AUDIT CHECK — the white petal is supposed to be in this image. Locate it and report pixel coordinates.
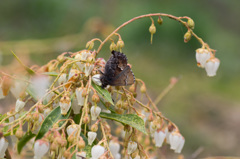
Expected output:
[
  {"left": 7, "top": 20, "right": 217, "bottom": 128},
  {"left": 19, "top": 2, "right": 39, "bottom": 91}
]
[
  {"left": 109, "top": 140, "right": 120, "bottom": 156},
  {"left": 67, "top": 124, "right": 79, "bottom": 136},
  {"left": 169, "top": 132, "right": 181, "bottom": 150},
  {"left": 88, "top": 132, "right": 97, "bottom": 145},
  {"left": 72, "top": 98, "right": 82, "bottom": 114},
  {"left": 0, "top": 137, "right": 9, "bottom": 158},
  {"left": 58, "top": 73, "right": 67, "bottom": 85},
  {"left": 34, "top": 139, "right": 49, "bottom": 158},
  {"left": 15, "top": 99, "right": 25, "bottom": 112},
  {"left": 31, "top": 75, "right": 50, "bottom": 100},
  {"left": 91, "top": 145, "right": 105, "bottom": 158},
  {"left": 154, "top": 130, "right": 166, "bottom": 147},
  {"left": 10, "top": 80, "right": 27, "bottom": 99},
  {"left": 205, "top": 58, "right": 220, "bottom": 77},
  {"left": 127, "top": 141, "right": 137, "bottom": 155},
  {"left": 90, "top": 106, "right": 101, "bottom": 121},
  {"left": 92, "top": 74, "right": 102, "bottom": 86},
  {"left": 76, "top": 88, "right": 85, "bottom": 106},
  {"left": 195, "top": 48, "right": 211, "bottom": 68},
  {"left": 84, "top": 64, "right": 94, "bottom": 77},
  {"left": 175, "top": 137, "right": 185, "bottom": 153}
]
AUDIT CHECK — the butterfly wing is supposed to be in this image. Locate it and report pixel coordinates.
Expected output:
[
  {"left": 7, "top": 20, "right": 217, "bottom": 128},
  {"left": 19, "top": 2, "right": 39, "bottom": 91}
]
[
  {"left": 109, "top": 65, "right": 135, "bottom": 86},
  {"left": 112, "top": 51, "right": 128, "bottom": 70}
]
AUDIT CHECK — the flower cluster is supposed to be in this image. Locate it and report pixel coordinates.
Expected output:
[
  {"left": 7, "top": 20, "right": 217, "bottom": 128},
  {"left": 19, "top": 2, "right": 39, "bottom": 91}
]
[{"left": 0, "top": 13, "right": 219, "bottom": 159}]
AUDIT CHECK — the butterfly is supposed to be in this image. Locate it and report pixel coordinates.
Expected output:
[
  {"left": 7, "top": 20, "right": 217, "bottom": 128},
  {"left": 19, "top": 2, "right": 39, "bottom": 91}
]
[{"left": 100, "top": 51, "right": 135, "bottom": 88}]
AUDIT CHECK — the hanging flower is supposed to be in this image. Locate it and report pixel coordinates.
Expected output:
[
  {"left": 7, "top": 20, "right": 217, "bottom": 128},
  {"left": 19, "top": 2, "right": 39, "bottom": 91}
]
[
  {"left": 127, "top": 141, "right": 137, "bottom": 155},
  {"left": 59, "top": 95, "right": 71, "bottom": 115},
  {"left": 44, "top": 91, "right": 55, "bottom": 104},
  {"left": 91, "top": 145, "right": 105, "bottom": 159},
  {"left": 141, "top": 109, "right": 150, "bottom": 123},
  {"left": 10, "top": 80, "right": 27, "bottom": 99},
  {"left": 15, "top": 99, "right": 25, "bottom": 112},
  {"left": 92, "top": 74, "right": 102, "bottom": 86},
  {"left": 109, "top": 140, "right": 120, "bottom": 158},
  {"left": 169, "top": 132, "right": 185, "bottom": 153},
  {"left": 88, "top": 131, "right": 97, "bottom": 145},
  {"left": 72, "top": 98, "right": 82, "bottom": 114},
  {"left": 0, "top": 137, "right": 9, "bottom": 158},
  {"left": 67, "top": 124, "right": 79, "bottom": 137},
  {"left": 76, "top": 87, "right": 85, "bottom": 106},
  {"left": 90, "top": 106, "right": 101, "bottom": 121},
  {"left": 31, "top": 75, "right": 50, "bottom": 100},
  {"left": 84, "top": 63, "right": 94, "bottom": 77},
  {"left": 154, "top": 130, "right": 166, "bottom": 147},
  {"left": 58, "top": 73, "right": 67, "bottom": 85},
  {"left": 195, "top": 48, "right": 211, "bottom": 68},
  {"left": 34, "top": 139, "right": 49, "bottom": 159},
  {"left": 205, "top": 57, "right": 220, "bottom": 77}
]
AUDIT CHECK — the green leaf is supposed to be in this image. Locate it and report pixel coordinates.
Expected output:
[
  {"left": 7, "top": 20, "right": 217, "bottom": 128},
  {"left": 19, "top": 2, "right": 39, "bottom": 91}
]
[
  {"left": 92, "top": 82, "right": 114, "bottom": 106},
  {"left": 26, "top": 86, "right": 38, "bottom": 101},
  {"left": 35, "top": 106, "right": 71, "bottom": 140},
  {"left": 17, "top": 131, "right": 36, "bottom": 154},
  {"left": 41, "top": 72, "right": 59, "bottom": 76},
  {"left": 100, "top": 112, "right": 147, "bottom": 134},
  {"left": 0, "top": 114, "right": 7, "bottom": 122}
]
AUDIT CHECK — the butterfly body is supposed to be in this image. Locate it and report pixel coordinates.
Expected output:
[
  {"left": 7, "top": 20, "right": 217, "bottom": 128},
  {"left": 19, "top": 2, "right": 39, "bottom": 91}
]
[{"left": 100, "top": 51, "right": 135, "bottom": 88}]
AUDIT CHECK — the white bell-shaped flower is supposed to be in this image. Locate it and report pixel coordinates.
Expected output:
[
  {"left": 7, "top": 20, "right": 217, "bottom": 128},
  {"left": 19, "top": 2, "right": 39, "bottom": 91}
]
[
  {"left": 76, "top": 87, "right": 85, "bottom": 106},
  {"left": 59, "top": 96, "right": 71, "bottom": 115},
  {"left": 43, "top": 108, "right": 51, "bottom": 117},
  {"left": 10, "top": 80, "right": 26, "bottom": 99},
  {"left": 205, "top": 57, "right": 220, "bottom": 77},
  {"left": 109, "top": 140, "right": 120, "bottom": 157},
  {"left": 169, "top": 132, "right": 184, "bottom": 152},
  {"left": 31, "top": 75, "right": 50, "bottom": 100},
  {"left": 88, "top": 131, "right": 97, "bottom": 145},
  {"left": 68, "top": 69, "right": 79, "bottom": 81},
  {"left": 81, "top": 50, "right": 92, "bottom": 61},
  {"left": 67, "top": 124, "right": 79, "bottom": 137},
  {"left": 115, "top": 153, "right": 121, "bottom": 159},
  {"left": 34, "top": 139, "right": 49, "bottom": 159},
  {"left": 141, "top": 110, "right": 150, "bottom": 123},
  {"left": 149, "top": 122, "right": 155, "bottom": 137},
  {"left": 174, "top": 137, "right": 185, "bottom": 153},
  {"left": 15, "top": 99, "right": 25, "bottom": 112},
  {"left": 84, "top": 63, "right": 94, "bottom": 77},
  {"left": 58, "top": 73, "right": 67, "bottom": 85},
  {"left": 76, "top": 151, "right": 86, "bottom": 159},
  {"left": 164, "top": 127, "right": 171, "bottom": 144},
  {"left": 90, "top": 106, "right": 101, "bottom": 121},
  {"left": 0, "top": 137, "right": 9, "bottom": 158},
  {"left": 45, "top": 91, "right": 55, "bottom": 103},
  {"left": 72, "top": 98, "right": 82, "bottom": 114},
  {"left": 195, "top": 48, "right": 211, "bottom": 68},
  {"left": 154, "top": 130, "right": 166, "bottom": 147},
  {"left": 127, "top": 141, "right": 137, "bottom": 155},
  {"left": 92, "top": 74, "right": 102, "bottom": 86},
  {"left": 91, "top": 145, "right": 105, "bottom": 159}
]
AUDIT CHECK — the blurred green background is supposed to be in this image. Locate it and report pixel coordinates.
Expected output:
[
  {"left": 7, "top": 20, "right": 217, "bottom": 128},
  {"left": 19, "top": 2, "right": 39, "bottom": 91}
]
[{"left": 0, "top": 0, "right": 240, "bottom": 158}]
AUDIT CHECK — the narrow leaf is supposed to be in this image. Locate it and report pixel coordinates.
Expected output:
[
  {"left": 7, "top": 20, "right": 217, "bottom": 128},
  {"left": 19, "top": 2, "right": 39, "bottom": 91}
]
[
  {"left": 41, "top": 72, "right": 59, "bottom": 76},
  {"left": 11, "top": 50, "right": 35, "bottom": 75},
  {"left": 35, "top": 106, "right": 71, "bottom": 140},
  {"left": 17, "top": 131, "right": 36, "bottom": 154},
  {"left": 100, "top": 112, "right": 147, "bottom": 134},
  {"left": 92, "top": 82, "right": 114, "bottom": 106}
]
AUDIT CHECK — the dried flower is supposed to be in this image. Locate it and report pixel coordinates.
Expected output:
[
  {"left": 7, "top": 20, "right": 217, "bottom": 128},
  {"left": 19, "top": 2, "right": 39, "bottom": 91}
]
[
  {"left": 88, "top": 131, "right": 97, "bottom": 145},
  {"left": 127, "top": 141, "right": 137, "bottom": 155},
  {"left": 91, "top": 145, "right": 105, "bottom": 159},
  {"left": 90, "top": 106, "right": 101, "bottom": 121},
  {"left": 34, "top": 139, "right": 49, "bottom": 159},
  {"left": 195, "top": 48, "right": 211, "bottom": 68},
  {"left": 0, "top": 137, "right": 9, "bottom": 158},
  {"left": 205, "top": 57, "right": 220, "bottom": 77}
]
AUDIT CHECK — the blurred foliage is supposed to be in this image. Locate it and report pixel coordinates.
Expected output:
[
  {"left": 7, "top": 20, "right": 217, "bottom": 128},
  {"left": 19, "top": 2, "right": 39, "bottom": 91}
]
[{"left": 0, "top": 0, "right": 240, "bottom": 158}]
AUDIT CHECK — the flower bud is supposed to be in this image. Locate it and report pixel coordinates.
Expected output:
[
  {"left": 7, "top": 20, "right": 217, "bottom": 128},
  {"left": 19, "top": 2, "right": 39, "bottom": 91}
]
[
  {"left": 15, "top": 128, "right": 24, "bottom": 139},
  {"left": 91, "top": 123, "right": 98, "bottom": 132},
  {"left": 33, "top": 112, "right": 40, "bottom": 121},
  {"left": 184, "top": 31, "right": 191, "bottom": 43},
  {"left": 63, "top": 150, "right": 71, "bottom": 158},
  {"left": 129, "top": 84, "right": 135, "bottom": 93},
  {"left": 87, "top": 55, "right": 95, "bottom": 64},
  {"left": 149, "top": 23, "right": 156, "bottom": 44},
  {"left": 83, "top": 115, "right": 90, "bottom": 124},
  {"left": 67, "top": 124, "right": 79, "bottom": 137},
  {"left": 78, "top": 138, "right": 86, "bottom": 149},
  {"left": 117, "top": 39, "right": 125, "bottom": 49},
  {"left": 92, "top": 93, "right": 100, "bottom": 103},
  {"left": 157, "top": 16, "right": 163, "bottom": 25},
  {"left": 86, "top": 40, "right": 94, "bottom": 50},
  {"left": 68, "top": 134, "right": 75, "bottom": 143},
  {"left": 110, "top": 41, "right": 117, "bottom": 51},
  {"left": 1, "top": 76, "right": 12, "bottom": 96},
  {"left": 140, "top": 84, "right": 146, "bottom": 93},
  {"left": 187, "top": 18, "right": 195, "bottom": 29}
]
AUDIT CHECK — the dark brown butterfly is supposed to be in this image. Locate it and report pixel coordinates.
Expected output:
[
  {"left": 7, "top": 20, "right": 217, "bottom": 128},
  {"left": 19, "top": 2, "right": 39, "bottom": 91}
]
[{"left": 100, "top": 51, "right": 135, "bottom": 88}]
